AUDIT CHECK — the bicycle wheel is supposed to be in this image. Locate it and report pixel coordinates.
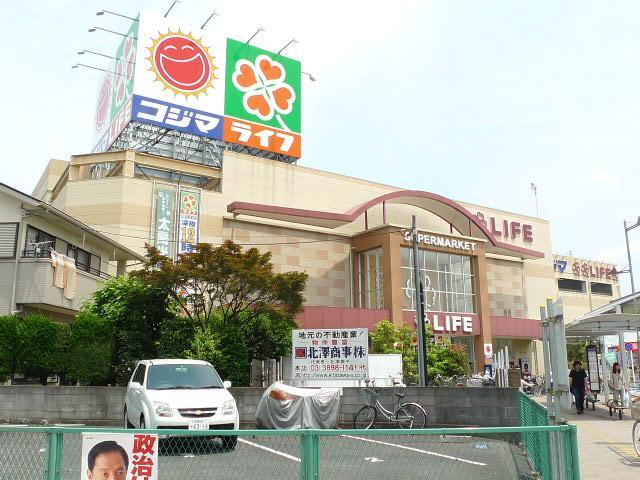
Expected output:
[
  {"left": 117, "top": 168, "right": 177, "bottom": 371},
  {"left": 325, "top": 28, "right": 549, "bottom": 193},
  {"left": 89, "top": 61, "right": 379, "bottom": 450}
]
[
  {"left": 633, "top": 421, "right": 640, "bottom": 457},
  {"left": 354, "top": 406, "right": 377, "bottom": 429},
  {"left": 396, "top": 403, "right": 427, "bottom": 429}
]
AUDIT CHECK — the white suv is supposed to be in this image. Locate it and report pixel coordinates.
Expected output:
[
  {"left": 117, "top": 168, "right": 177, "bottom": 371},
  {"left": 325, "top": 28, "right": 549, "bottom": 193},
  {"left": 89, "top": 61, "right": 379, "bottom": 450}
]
[{"left": 124, "top": 359, "right": 239, "bottom": 449}]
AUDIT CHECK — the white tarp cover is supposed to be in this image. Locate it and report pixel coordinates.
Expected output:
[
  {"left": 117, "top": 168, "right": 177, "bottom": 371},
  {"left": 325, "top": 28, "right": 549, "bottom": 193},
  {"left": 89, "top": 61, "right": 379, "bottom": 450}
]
[{"left": 255, "top": 382, "right": 341, "bottom": 429}]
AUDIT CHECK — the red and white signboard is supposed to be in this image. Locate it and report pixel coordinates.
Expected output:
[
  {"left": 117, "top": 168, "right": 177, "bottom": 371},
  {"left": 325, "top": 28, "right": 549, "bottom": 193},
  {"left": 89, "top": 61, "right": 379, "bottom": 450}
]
[{"left": 82, "top": 433, "right": 158, "bottom": 480}]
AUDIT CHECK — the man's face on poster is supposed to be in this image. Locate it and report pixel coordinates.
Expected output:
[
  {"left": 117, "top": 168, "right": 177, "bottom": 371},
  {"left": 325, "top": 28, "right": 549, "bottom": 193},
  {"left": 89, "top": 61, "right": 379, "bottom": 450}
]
[{"left": 87, "top": 450, "right": 127, "bottom": 480}]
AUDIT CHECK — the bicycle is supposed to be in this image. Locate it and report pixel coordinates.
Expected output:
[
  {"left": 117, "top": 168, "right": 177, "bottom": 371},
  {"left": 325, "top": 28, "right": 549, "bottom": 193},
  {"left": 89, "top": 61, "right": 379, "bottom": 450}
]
[
  {"left": 631, "top": 395, "right": 640, "bottom": 456},
  {"left": 353, "top": 387, "right": 427, "bottom": 429}
]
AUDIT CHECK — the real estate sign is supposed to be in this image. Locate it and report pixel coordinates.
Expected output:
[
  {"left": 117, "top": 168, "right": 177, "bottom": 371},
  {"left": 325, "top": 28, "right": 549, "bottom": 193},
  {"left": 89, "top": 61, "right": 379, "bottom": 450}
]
[{"left": 292, "top": 328, "right": 368, "bottom": 381}]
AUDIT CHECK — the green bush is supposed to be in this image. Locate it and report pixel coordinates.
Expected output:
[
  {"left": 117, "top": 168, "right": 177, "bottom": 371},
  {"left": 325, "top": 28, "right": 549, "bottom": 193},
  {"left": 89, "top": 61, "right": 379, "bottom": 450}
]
[
  {"left": 0, "top": 314, "right": 19, "bottom": 382},
  {"left": 156, "top": 316, "right": 196, "bottom": 359},
  {"left": 67, "top": 312, "right": 113, "bottom": 385},
  {"left": 189, "top": 315, "right": 251, "bottom": 385},
  {"left": 16, "top": 313, "right": 69, "bottom": 383}
]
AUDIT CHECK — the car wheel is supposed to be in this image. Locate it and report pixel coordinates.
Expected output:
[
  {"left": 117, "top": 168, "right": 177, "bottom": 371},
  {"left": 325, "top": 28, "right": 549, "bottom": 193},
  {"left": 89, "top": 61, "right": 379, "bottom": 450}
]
[
  {"left": 221, "top": 435, "right": 237, "bottom": 451},
  {"left": 123, "top": 408, "right": 134, "bottom": 429}
]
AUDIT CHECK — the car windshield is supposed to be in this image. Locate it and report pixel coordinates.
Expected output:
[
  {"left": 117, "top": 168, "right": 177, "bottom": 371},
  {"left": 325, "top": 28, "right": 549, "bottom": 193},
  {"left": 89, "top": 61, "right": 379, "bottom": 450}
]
[{"left": 146, "top": 364, "right": 224, "bottom": 390}]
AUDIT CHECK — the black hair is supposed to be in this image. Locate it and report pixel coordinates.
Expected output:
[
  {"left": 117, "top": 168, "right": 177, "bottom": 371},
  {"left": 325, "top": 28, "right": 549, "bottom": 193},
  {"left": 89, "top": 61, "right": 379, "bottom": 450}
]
[
  {"left": 613, "top": 362, "right": 621, "bottom": 373},
  {"left": 572, "top": 360, "right": 582, "bottom": 368},
  {"left": 87, "top": 441, "right": 129, "bottom": 471}
]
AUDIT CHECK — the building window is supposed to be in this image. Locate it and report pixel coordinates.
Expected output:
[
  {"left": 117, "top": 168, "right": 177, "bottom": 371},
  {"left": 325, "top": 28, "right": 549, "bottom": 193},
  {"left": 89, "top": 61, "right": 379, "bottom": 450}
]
[
  {"left": 401, "top": 247, "right": 475, "bottom": 313},
  {"left": 23, "top": 225, "right": 55, "bottom": 258},
  {"left": 67, "top": 244, "right": 102, "bottom": 276},
  {"left": 558, "top": 278, "right": 586, "bottom": 293},
  {"left": 357, "top": 248, "right": 384, "bottom": 309},
  {"left": 590, "top": 282, "right": 613, "bottom": 296}
]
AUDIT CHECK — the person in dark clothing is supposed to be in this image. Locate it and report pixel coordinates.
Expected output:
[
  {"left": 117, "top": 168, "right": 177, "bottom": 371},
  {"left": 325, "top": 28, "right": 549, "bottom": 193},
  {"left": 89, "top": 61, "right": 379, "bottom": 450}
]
[{"left": 569, "top": 360, "right": 588, "bottom": 414}]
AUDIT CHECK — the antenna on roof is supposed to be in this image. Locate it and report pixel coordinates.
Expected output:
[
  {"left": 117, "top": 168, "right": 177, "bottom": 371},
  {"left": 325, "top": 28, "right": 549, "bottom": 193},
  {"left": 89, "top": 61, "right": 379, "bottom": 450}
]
[
  {"left": 164, "top": 0, "right": 180, "bottom": 18},
  {"left": 200, "top": 9, "right": 220, "bottom": 30},
  {"left": 246, "top": 27, "right": 265, "bottom": 44},
  {"left": 277, "top": 38, "right": 297, "bottom": 55}
]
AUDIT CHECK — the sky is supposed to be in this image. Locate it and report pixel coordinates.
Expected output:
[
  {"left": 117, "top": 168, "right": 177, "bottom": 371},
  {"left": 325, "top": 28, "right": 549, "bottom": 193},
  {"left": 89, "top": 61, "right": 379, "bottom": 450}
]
[{"left": 1, "top": 1, "right": 640, "bottom": 292}]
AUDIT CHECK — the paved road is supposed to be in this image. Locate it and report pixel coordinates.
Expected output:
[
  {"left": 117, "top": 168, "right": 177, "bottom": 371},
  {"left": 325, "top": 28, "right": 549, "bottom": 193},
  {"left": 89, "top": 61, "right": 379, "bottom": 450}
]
[
  {"left": 1, "top": 429, "right": 537, "bottom": 479},
  {"left": 537, "top": 398, "right": 640, "bottom": 479}
]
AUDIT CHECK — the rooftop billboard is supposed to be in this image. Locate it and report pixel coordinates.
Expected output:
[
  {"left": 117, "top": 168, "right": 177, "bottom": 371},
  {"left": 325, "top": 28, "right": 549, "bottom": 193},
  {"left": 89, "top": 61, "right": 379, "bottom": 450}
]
[{"left": 92, "top": 12, "right": 302, "bottom": 158}]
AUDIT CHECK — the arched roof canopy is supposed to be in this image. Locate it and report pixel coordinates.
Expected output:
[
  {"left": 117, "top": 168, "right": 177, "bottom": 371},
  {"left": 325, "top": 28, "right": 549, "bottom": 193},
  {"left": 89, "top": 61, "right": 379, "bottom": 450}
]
[{"left": 227, "top": 189, "right": 544, "bottom": 259}]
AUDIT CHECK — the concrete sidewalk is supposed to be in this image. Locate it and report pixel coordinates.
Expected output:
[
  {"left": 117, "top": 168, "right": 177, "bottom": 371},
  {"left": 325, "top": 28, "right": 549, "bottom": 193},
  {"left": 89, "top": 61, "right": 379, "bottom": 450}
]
[{"left": 539, "top": 398, "right": 640, "bottom": 478}]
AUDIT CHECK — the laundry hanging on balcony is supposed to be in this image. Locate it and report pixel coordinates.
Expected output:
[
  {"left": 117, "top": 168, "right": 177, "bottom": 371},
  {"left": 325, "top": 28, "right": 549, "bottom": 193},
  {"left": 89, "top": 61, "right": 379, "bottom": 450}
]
[{"left": 50, "top": 250, "right": 77, "bottom": 300}]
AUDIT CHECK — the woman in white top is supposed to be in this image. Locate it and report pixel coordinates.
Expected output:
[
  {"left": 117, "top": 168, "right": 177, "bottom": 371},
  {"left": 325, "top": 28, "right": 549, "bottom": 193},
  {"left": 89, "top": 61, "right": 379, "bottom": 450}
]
[{"left": 608, "top": 362, "right": 626, "bottom": 404}]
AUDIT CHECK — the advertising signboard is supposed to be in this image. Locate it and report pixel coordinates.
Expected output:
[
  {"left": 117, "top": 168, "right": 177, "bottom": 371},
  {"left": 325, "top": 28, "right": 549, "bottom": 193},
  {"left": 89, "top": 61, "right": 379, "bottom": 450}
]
[
  {"left": 92, "top": 18, "right": 138, "bottom": 152},
  {"left": 154, "top": 185, "right": 176, "bottom": 258},
  {"left": 81, "top": 432, "right": 158, "bottom": 480},
  {"left": 586, "top": 344, "right": 601, "bottom": 392},
  {"left": 177, "top": 189, "right": 201, "bottom": 254},
  {"left": 92, "top": 12, "right": 302, "bottom": 158},
  {"left": 292, "top": 328, "right": 368, "bottom": 381}
]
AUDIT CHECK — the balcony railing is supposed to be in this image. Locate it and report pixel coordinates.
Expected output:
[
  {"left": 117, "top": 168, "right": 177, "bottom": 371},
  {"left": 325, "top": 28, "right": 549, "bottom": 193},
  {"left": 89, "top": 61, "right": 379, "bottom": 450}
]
[{"left": 20, "top": 249, "right": 110, "bottom": 279}]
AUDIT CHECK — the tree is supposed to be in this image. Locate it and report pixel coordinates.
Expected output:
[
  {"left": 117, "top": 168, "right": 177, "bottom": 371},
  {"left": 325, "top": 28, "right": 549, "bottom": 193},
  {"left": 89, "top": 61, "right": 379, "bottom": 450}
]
[
  {"left": 133, "top": 241, "right": 308, "bottom": 328},
  {"left": 0, "top": 314, "right": 19, "bottom": 382},
  {"left": 67, "top": 312, "right": 113, "bottom": 385},
  {"left": 16, "top": 313, "right": 69, "bottom": 384},
  {"left": 85, "top": 275, "right": 174, "bottom": 385}
]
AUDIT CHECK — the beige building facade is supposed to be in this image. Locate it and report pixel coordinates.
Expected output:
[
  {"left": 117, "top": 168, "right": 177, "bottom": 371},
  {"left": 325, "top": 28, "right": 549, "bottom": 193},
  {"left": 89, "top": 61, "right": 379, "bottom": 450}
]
[{"left": 32, "top": 149, "right": 619, "bottom": 371}]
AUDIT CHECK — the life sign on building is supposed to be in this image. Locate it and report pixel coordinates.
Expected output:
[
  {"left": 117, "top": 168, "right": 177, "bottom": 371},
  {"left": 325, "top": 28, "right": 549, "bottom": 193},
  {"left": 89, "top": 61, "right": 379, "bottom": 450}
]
[
  {"left": 92, "top": 12, "right": 302, "bottom": 158},
  {"left": 553, "top": 256, "right": 618, "bottom": 281},
  {"left": 292, "top": 328, "right": 368, "bottom": 380},
  {"left": 476, "top": 212, "right": 533, "bottom": 243}
]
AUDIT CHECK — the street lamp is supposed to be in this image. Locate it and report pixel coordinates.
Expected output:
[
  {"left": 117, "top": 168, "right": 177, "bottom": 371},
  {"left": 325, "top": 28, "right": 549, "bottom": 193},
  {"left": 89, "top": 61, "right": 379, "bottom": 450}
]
[
  {"left": 78, "top": 49, "right": 135, "bottom": 65},
  {"left": 96, "top": 10, "right": 138, "bottom": 21},
  {"left": 88, "top": 26, "right": 137, "bottom": 40},
  {"left": 72, "top": 63, "right": 123, "bottom": 76}
]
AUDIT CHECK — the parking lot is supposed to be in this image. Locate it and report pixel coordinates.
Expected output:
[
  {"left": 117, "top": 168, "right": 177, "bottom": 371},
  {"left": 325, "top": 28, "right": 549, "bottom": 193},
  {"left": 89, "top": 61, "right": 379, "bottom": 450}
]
[{"left": 2, "top": 429, "right": 536, "bottom": 479}]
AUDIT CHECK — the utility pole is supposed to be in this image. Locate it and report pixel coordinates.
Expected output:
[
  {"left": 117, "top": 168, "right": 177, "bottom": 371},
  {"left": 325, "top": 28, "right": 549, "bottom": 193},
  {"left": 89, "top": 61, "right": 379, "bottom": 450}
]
[
  {"left": 624, "top": 218, "right": 640, "bottom": 375},
  {"left": 411, "top": 215, "right": 428, "bottom": 386}
]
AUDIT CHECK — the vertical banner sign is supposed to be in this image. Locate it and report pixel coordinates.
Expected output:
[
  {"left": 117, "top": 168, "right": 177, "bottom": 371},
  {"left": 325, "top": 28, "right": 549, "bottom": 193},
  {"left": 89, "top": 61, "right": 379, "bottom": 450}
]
[
  {"left": 292, "top": 328, "right": 368, "bottom": 380},
  {"left": 178, "top": 189, "right": 201, "bottom": 254},
  {"left": 81, "top": 433, "right": 158, "bottom": 480},
  {"left": 586, "top": 344, "right": 601, "bottom": 393},
  {"left": 154, "top": 186, "right": 175, "bottom": 257}
]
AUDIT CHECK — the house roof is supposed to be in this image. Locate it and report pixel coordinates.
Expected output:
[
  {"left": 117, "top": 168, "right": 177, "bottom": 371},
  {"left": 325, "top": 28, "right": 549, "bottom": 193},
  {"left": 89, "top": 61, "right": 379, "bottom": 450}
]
[{"left": 0, "top": 182, "right": 144, "bottom": 262}]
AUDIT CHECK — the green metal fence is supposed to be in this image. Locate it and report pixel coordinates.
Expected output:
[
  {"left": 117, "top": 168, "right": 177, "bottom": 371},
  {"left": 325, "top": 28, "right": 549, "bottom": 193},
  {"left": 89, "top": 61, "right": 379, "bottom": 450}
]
[
  {"left": 520, "top": 392, "right": 580, "bottom": 480},
  {"left": 0, "top": 423, "right": 579, "bottom": 480}
]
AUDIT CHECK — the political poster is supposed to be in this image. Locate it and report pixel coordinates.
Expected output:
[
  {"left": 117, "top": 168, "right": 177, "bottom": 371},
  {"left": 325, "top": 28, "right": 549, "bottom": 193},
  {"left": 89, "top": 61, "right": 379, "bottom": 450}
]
[{"left": 81, "top": 433, "right": 158, "bottom": 480}]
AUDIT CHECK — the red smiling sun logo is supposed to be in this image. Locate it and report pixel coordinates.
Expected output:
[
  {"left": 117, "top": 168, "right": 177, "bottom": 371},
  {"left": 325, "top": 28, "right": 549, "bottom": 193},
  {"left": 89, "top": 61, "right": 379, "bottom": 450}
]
[{"left": 148, "top": 31, "right": 216, "bottom": 96}]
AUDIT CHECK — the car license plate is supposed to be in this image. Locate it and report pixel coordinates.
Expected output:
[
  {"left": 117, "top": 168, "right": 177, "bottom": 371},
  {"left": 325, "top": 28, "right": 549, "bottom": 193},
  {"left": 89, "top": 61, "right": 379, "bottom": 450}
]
[{"left": 188, "top": 418, "right": 209, "bottom": 430}]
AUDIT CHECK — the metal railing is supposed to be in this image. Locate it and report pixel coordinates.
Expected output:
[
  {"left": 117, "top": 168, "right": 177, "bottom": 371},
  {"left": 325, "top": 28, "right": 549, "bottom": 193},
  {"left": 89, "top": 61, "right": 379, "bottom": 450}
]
[
  {"left": 0, "top": 423, "right": 579, "bottom": 480},
  {"left": 520, "top": 392, "right": 580, "bottom": 480}
]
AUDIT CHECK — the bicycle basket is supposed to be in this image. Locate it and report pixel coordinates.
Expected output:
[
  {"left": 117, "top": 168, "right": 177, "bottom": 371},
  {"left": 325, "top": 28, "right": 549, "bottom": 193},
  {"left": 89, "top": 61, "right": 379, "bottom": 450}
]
[
  {"left": 361, "top": 388, "right": 378, "bottom": 407},
  {"left": 631, "top": 399, "right": 640, "bottom": 421}
]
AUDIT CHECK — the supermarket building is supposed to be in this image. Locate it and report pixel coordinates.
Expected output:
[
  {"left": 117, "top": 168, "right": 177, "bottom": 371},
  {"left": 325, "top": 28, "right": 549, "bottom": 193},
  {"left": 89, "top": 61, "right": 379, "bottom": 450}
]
[
  {"left": 31, "top": 149, "right": 619, "bottom": 371},
  {"left": 29, "top": 11, "right": 620, "bottom": 372}
]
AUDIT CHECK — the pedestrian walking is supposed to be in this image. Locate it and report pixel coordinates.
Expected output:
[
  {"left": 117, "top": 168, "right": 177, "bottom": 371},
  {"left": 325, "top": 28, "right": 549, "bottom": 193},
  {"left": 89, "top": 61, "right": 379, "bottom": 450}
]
[
  {"left": 569, "top": 360, "right": 587, "bottom": 414},
  {"left": 608, "top": 362, "right": 626, "bottom": 405}
]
